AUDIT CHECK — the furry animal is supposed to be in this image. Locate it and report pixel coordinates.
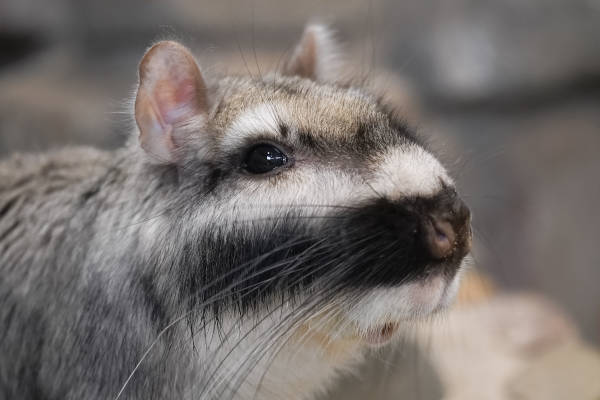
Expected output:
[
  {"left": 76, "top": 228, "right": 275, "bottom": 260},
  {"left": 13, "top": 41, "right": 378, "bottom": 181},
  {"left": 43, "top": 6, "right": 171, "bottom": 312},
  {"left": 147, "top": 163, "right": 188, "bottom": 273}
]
[{"left": 0, "top": 24, "right": 471, "bottom": 400}]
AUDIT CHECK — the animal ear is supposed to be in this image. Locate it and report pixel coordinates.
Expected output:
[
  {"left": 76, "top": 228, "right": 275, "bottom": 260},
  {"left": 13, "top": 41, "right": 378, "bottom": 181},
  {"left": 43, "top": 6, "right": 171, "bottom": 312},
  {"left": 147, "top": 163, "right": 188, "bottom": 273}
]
[
  {"left": 281, "top": 24, "right": 342, "bottom": 82},
  {"left": 134, "top": 41, "right": 209, "bottom": 163}
]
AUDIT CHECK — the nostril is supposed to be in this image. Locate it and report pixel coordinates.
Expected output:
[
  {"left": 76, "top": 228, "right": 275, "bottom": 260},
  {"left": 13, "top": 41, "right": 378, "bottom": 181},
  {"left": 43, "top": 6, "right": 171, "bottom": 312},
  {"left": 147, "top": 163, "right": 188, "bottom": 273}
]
[{"left": 424, "top": 216, "right": 456, "bottom": 260}]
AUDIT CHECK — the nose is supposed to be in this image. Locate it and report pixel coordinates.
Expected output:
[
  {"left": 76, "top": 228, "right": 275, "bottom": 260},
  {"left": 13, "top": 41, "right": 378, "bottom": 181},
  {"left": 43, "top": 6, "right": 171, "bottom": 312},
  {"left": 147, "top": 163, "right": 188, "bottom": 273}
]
[{"left": 422, "top": 195, "right": 472, "bottom": 261}]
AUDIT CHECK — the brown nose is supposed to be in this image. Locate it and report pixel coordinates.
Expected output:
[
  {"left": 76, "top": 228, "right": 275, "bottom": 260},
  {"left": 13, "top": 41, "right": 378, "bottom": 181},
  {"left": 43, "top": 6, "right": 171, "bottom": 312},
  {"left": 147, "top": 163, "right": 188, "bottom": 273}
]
[{"left": 422, "top": 197, "right": 471, "bottom": 260}]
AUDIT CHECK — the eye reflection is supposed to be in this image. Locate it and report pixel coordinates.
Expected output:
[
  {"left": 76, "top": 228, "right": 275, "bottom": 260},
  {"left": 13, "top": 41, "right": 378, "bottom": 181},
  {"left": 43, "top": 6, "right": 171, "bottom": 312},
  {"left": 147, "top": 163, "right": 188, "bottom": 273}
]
[{"left": 242, "top": 144, "right": 288, "bottom": 174}]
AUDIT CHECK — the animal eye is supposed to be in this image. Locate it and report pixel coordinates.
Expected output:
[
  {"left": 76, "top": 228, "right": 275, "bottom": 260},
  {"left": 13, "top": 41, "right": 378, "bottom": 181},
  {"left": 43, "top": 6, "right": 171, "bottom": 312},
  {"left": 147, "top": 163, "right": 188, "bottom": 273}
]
[{"left": 242, "top": 144, "right": 289, "bottom": 174}]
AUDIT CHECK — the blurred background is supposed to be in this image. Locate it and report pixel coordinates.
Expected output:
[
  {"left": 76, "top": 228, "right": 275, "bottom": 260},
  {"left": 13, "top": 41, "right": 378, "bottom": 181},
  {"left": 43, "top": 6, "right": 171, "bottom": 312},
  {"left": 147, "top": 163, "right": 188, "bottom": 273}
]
[{"left": 1, "top": 0, "right": 599, "bottom": 398}]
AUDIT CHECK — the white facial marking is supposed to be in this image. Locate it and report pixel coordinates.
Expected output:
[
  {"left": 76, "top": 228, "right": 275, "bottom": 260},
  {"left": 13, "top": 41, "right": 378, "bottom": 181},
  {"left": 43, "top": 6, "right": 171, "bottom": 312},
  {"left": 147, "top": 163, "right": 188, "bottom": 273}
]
[
  {"left": 196, "top": 167, "right": 369, "bottom": 234},
  {"left": 223, "top": 103, "right": 286, "bottom": 149},
  {"left": 373, "top": 144, "right": 452, "bottom": 198}
]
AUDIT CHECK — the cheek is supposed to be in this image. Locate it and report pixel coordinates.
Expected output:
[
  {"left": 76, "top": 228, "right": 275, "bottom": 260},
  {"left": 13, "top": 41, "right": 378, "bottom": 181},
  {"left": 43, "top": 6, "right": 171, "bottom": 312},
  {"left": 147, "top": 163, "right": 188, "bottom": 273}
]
[{"left": 225, "top": 169, "right": 367, "bottom": 219}]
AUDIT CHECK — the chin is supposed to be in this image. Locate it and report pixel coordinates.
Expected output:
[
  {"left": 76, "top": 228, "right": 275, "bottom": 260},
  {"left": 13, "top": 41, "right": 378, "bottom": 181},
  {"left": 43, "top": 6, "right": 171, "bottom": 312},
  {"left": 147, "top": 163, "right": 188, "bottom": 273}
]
[{"left": 343, "top": 263, "right": 468, "bottom": 346}]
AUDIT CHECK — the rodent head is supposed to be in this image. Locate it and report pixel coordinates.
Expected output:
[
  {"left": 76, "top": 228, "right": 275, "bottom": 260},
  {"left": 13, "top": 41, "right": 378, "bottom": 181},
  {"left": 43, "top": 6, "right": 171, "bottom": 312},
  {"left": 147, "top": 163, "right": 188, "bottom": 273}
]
[{"left": 133, "top": 24, "right": 472, "bottom": 345}]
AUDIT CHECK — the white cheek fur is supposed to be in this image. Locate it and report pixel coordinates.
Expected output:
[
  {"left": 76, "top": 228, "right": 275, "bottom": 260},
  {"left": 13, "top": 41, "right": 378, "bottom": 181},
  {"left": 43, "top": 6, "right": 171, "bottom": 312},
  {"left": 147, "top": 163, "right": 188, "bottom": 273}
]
[{"left": 190, "top": 167, "right": 370, "bottom": 234}]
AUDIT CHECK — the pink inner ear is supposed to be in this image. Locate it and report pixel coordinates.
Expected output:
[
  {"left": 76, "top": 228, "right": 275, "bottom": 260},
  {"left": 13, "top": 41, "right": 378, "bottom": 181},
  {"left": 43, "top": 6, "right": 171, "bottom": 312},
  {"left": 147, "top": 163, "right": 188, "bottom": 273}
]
[
  {"left": 135, "top": 41, "right": 209, "bottom": 162},
  {"left": 154, "top": 76, "right": 200, "bottom": 126}
]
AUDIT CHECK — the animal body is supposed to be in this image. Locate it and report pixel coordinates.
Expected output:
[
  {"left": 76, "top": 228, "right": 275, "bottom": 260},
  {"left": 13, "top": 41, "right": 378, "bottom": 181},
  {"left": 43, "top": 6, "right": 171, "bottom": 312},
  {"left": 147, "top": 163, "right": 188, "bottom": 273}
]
[{"left": 0, "top": 24, "right": 471, "bottom": 400}]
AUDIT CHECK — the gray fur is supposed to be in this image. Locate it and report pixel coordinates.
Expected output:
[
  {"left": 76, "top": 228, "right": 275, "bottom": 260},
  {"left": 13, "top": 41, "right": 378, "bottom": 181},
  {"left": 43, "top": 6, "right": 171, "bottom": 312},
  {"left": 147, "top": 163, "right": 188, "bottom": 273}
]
[{"left": 1, "top": 147, "right": 190, "bottom": 399}]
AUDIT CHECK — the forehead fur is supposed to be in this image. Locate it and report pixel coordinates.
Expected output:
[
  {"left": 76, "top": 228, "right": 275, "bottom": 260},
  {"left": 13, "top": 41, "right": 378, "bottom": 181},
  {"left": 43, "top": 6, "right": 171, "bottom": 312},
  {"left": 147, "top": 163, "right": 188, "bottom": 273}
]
[{"left": 210, "top": 75, "right": 414, "bottom": 153}]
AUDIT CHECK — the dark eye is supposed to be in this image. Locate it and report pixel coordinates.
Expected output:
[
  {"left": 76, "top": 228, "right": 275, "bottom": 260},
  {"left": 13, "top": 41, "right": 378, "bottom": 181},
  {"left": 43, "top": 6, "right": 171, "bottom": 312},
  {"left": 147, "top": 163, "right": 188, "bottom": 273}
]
[{"left": 242, "top": 144, "right": 289, "bottom": 174}]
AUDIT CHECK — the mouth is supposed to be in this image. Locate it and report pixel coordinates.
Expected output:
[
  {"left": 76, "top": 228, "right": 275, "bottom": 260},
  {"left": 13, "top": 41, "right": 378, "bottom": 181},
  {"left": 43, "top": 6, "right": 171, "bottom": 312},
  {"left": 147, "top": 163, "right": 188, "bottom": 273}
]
[
  {"left": 293, "top": 259, "right": 466, "bottom": 349},
  {"left": 293, "top": 257, "right": 469, "bottom": 351},
  {"left": 346, "top": 268, "right": 466, "bottom": 346}
]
